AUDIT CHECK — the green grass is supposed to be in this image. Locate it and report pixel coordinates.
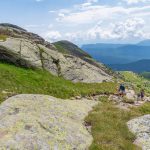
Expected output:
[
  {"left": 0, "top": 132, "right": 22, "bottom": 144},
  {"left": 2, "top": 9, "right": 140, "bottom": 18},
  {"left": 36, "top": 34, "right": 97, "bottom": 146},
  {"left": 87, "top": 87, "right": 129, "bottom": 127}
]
[
  {"left": 131, "top": 102, "right": 150, "bottom": 116},
  {"left": 53, "top": 41, "right": 92, "bottom": 58},
  {"left": 140, "top": 72, "right": 150, "bottom": 80},
  {"left": 0, "top": 34, "right": 8, "bottom": 41},
  {"left": 53, "top": 43, "right": 67, "bottom": 54},
  {"left": 0, "top": 62, "right": 117, "bottom": 104},
  {"left": 121, "top": 71, "right": 150, "bottom": 96},
  {"left": 85, "top": 97, "right": 140, "bottom": 150},
  {"left": 86, "top": 96, "right": 150, "bottom": 150}
]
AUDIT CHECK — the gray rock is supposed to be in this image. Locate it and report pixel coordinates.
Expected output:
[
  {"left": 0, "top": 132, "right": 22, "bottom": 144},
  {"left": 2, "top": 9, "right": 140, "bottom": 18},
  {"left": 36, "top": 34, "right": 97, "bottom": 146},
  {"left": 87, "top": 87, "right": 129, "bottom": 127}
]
[
  {"left": 127, "top": 115, "right": 150, "bottom": 150},
  {"left": 0, "top": 24, "right": 112, "bottom": 83},
  {"left": 0, "top": 94, "right": 98, "bottom": 150},
  {"left": 126, "top": 89, "right": 137, "bottom": 100}
]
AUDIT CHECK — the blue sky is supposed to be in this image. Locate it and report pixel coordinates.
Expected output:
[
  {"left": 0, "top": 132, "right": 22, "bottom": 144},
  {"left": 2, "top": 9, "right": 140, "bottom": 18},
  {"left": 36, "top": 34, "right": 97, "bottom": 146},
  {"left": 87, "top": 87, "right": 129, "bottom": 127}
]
[{"left": 0, "top": 0, "right": 150, "bottom": 45}]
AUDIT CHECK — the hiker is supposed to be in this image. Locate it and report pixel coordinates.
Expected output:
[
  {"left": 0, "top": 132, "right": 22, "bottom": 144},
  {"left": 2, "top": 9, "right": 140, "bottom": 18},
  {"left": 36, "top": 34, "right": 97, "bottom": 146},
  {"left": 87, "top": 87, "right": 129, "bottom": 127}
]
[
  {"left": 139, "top": 89, "right": 145, "bottom": 101},
  {"left": 118, "top": 84, "right": 126, "bottom": 97}
]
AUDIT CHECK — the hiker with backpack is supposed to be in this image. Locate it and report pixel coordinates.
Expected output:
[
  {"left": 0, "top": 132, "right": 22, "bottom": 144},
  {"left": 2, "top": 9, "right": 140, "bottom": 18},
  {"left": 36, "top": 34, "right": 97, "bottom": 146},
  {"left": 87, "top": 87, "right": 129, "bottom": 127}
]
[
  {"left": 137, "top": 89, "right": 145, "bottom": 101},
  {"left": 118, "top": 84, "right": 126, "bottom": 97}
]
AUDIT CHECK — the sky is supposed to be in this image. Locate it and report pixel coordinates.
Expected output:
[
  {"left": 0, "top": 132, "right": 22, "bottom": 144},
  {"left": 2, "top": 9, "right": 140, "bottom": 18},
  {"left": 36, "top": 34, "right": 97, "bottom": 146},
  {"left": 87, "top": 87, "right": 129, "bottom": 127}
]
[{"left": 0, "top": 0, "right": 150, "bottom": 45}]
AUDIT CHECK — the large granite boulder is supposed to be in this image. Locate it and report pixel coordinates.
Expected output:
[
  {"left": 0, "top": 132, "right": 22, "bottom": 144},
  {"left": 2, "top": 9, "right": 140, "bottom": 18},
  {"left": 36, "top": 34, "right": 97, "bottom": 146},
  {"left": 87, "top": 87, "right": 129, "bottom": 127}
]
[
  {"left": 0, "top": 23, "right": 112, "bottom": 83},
  {"left": 0, "top": 94, "right": 97, "bottom": 150},
  {"left": 126, "top": 89, "right": 136, "bottom": 100},
  {"left": 127, "top": 115, "right": 150, "bottom": 150}
]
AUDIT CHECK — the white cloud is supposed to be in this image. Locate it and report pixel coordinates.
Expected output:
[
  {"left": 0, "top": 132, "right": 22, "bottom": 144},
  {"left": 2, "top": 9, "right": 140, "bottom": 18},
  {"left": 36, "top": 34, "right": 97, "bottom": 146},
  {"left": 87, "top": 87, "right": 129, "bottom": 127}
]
[
  {"left": 59, "top": 18, "right": 149, "bottom": 41},
  {"left": 122, "top": 0, "right": 150, "bottom": 4},
  {"left": 86, "top": 18, "right": 149, "bottom": 40},
  {"left": 56, "top": 3, "right": 150, "bottom": 25},
  {"left": 56, "top": 5, "right": 126, "bottom": 24},
  {"left": 45, "top": 1, "right": 150, "bottom": 43},
  {"left": 44, "top": 31, "right": 62, "bottom": 42},
  {"left": 112, "top": 18, "right": 146, "bottom": 39},
  {"left": 41, "top": 16, "right": 150, "bottom": 43},
  {"left": 49, "top": 10, "right": 56, "bottom": 13}
]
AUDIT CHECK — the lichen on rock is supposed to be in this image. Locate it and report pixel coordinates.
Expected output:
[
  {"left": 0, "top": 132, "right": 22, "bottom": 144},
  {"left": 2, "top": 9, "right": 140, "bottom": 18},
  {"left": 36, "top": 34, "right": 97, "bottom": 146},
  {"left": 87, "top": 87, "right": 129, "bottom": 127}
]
[
  {"left": 127, "top": 115, "right": 150, "bottom": 150},
  {"left": 0, "top": 94, "right": 97, "bottom": 150}
]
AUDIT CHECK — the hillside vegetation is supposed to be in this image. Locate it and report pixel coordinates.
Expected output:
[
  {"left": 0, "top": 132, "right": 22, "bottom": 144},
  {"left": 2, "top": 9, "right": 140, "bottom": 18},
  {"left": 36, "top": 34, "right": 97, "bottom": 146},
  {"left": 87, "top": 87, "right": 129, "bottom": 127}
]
[
  {"left": 121, "top": 71, "right": 150, "bottom": 95},
  {"left": 54, "top": 40, "right": 92, "bottom": 58},
  {"left": 140, "top": 72, "right": 150, "bottom": 79},
  {"left": 0, "top": 62, "right": 117, "bottom": 104}
]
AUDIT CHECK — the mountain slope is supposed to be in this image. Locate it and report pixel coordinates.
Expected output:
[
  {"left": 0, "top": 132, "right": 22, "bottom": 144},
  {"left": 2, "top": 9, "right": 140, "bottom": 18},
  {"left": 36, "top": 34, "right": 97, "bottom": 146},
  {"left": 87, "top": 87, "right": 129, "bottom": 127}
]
[
  {"left": 53, "top": 40, "right": 92, "bottom": 58},
  {"left": 140, "top": 72, "right": 150, "bottom": 79},
  {"left": 82, "top": 43, "right": 150, "bottom": 64},
  {"left": 0, "top": 23, "right": 112, "bottom": 83},
  {"left": 109, "top": 59, "right": 150, "bottom": 73},
  {"left": 138, "top": 39, "right": 150, "bottom": 46},
  {"left": 53, "top": 40, "right": 115, "bottom": 76}
]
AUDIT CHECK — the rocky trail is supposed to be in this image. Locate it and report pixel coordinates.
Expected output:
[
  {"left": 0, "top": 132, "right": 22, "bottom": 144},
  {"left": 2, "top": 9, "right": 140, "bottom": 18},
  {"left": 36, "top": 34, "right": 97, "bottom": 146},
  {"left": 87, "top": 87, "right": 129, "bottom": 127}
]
[
  {"left": 109, "top": 90, "right": 150, "bottom": 150},
  {"left": 0, "top": 89, "right": 150, "bottom": 149},
  {"left": 109, "top": 89, "right": 150, "bottom": 109}
]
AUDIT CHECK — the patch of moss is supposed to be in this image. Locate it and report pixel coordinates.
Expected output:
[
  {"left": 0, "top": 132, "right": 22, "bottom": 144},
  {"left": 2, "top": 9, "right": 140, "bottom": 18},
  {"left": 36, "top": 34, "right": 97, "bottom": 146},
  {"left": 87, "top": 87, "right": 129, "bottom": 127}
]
[
  {"left": 0, "top": 34, "right": 8, "bottom": 41},
  {"left": 53, "top": 41, "right": 92, "bottom": 58},
  {"left": 54, "top": 43, "right": 68, "bottom": 54}
]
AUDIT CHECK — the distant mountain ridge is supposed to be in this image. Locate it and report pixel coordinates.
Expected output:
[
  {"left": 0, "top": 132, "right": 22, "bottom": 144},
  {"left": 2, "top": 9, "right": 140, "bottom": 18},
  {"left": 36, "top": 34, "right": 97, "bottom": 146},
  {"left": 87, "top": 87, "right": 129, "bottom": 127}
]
[
  {"left": 82, "top": 40, "right": 150, "bottom": 64},
  {"left": 109, "top": 59, "right": 150, "bottom": 73},
  {"left": 138, "top": 39, "right": 150, "bottom": 46}
]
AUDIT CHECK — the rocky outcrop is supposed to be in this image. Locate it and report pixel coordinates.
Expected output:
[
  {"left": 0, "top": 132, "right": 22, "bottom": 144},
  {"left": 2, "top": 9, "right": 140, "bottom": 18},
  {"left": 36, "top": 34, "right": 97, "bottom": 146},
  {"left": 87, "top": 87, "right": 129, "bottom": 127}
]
[
  {"left": 0, "top": 23, "right": 112, "bottom": 83},
  {"left": 127, "top": 115, "right": 150, "bottom": 150},
  {"left": 53, "top": 40, "right": 116, "bottom": 77},
  {"left": 126, "top": 89, "right": 136, "bottom": 100},
  {"left": 109, "top": 89, "right": 137, "bottom": 103},
  {"left": 0, "top": 23, "right": 47, "bottom": 45},
  {"left": 0, "top": 94, "right": 97, "bottom": 149}
]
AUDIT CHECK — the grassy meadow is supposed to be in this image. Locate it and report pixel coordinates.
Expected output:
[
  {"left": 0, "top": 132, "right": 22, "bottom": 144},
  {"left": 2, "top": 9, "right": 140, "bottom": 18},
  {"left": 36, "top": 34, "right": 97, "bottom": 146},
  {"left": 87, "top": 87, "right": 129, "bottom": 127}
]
[{"left": 0, "top": 62, "right": 117, "bottom": 104}]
